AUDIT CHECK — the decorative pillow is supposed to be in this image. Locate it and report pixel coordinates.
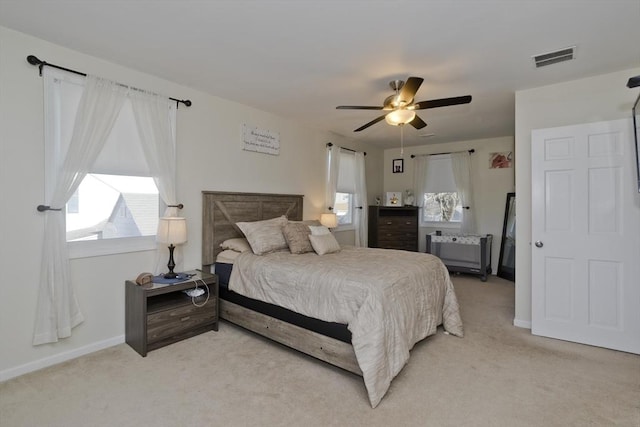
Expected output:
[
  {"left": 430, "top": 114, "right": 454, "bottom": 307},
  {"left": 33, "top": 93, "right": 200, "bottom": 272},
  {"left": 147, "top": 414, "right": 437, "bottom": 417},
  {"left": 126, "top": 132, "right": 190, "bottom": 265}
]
[
  {"left": 308, "top": 225, "right": 331, "bottom": 236},
  {"left": 236, "top": 215, "right": 288, "bottom": 255},
  {"left": 283, "top": 222, "right": 314, "bottom": 254},
  {"left": 309, "top": 233, "right": 341, "bottom": 255},
  {"left": 216, "top": 249, "right": 241, "bottom": 264},
  {"left": 220, "top": 238, "right": 252, "bottom": 253},
  {"left": 289, "top": 219, "right": 322, "bottom": 227}
]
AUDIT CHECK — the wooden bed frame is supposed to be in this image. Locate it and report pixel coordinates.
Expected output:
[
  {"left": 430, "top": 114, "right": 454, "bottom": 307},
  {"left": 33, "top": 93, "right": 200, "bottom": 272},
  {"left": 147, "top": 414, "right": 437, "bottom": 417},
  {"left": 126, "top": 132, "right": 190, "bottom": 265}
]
[{"left": 201, "top": 191, "right": 362, "bottom": 375}]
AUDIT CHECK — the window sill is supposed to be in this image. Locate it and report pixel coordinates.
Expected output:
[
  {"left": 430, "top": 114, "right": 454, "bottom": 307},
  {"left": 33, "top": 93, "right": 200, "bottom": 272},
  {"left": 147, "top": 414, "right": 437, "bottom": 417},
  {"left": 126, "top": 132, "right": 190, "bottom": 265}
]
[{"left": 68, "top": 236, "right": 157, "bottom": 259}]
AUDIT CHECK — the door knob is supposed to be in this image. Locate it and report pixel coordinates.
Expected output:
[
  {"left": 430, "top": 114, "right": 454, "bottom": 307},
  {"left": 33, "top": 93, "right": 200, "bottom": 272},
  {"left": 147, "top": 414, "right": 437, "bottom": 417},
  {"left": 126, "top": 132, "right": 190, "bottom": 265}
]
[{"left": 535, "top": 241, "right": 544, "bottom": 248}]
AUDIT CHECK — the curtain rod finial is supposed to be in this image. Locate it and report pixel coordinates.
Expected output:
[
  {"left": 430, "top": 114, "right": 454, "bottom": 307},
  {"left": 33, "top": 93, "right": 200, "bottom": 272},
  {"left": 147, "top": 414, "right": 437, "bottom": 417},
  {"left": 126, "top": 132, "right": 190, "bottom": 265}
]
[{"left": 27, "top": 55, "right": 43, "bottom": 66}]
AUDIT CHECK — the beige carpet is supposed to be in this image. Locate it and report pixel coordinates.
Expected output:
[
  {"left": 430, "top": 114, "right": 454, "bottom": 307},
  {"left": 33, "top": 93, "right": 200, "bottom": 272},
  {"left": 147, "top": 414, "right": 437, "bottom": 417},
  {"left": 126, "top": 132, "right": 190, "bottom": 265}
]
[{"left": 1, "top": 275, "right": 638, "bottom": 427}]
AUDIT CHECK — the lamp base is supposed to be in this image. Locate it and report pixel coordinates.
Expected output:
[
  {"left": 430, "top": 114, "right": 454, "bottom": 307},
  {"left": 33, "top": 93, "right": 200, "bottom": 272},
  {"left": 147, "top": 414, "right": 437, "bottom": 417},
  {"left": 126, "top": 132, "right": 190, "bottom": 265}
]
[{"left": 164, "top": 244, "right": 177, "bottom": 279}]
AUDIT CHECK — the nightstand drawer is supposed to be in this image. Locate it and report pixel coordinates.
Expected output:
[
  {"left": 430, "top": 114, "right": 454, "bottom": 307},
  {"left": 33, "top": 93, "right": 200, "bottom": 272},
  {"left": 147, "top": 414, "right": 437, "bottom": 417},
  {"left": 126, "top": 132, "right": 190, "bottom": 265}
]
[{"left": 147, "top": 300, "right": 216, "bottom": 344}]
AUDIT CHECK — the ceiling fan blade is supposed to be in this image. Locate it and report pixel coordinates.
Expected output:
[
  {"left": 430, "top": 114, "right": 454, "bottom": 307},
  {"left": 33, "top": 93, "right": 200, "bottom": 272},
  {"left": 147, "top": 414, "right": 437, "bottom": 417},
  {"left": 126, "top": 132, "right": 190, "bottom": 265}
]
[
  {"left": 409, "top": 115, "right": 427, "bottom": 129},
  {"left": 336, "top": 105, "right": 384, "bottom": 110},
  {"left": 354, "top": 114, "right": 387, "bottom": 132},
  {"left": 413, "top": 95, "right": 472, "bottom": 110},
  {"left": 398, "top": 77, "right": 424, "bottom": 104}
]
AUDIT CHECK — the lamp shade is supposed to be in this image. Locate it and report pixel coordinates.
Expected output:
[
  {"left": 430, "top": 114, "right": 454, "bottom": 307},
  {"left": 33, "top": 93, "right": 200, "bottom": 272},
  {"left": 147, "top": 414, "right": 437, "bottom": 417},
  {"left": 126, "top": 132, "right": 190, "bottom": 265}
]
[
  {"left": 320, "top": 213, "right": 338, "bottom": 228},
  {"left": 156, "top": 217, "right": 187, "bottom": 245},
  {"left": 385, "top": 109, "right": 416, "bottom": 126}
]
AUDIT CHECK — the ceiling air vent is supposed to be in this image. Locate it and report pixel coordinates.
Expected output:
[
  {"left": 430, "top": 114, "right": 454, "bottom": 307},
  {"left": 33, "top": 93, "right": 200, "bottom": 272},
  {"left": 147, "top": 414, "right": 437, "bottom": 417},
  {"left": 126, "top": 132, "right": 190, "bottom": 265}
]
[{"left": 533, "top": 46, "right": 576, "bottom": 68}]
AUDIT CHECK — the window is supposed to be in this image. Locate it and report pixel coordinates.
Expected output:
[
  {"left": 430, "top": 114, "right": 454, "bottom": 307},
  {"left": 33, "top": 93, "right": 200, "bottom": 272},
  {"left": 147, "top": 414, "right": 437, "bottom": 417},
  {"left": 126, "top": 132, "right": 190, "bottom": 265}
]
[
  {"left": 334, "top": 150, "right": 357, "bottom": 228},
  {"left": 67, "top": 189, "right": 79, "bottom": 214},
  {"left": 66, "top": 174, "right": 159, "bottom": 242},
  {"left": 334, "top": 192, "right": 353, "bottom": 226},
  {"left": 423, "top": 192, "right": 462, "bottom": 222},
  {"left": 44, "top": 69, "right": 173, "bottom": 258},
  {"left": 420, "top": 155, "right": 462, "bottom": 224}
]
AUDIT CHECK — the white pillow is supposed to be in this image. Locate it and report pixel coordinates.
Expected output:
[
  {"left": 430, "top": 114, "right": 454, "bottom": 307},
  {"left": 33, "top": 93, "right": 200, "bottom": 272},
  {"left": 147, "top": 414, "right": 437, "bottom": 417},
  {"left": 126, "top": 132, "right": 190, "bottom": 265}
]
[
  {"left": 216, "top": 249, "right": 241, "bottom": 264},
  {"left": 309, "top": 233, "right": 341, "bottom": 255},
  {"left": 220, "top": 238, "right": 251, "bottom": 253},
  {"left": 236, "top": 215, "right": 288, "bottom": 255},
  {"left": 308, "top": 225, "right": 331, "bottom": 236}
]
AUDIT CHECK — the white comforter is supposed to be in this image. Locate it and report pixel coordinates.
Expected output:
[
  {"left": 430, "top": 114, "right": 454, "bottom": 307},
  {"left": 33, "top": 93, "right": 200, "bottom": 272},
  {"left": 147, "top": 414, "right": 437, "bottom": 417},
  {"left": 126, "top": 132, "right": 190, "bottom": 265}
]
[{"left": 228, "top": 246, "right": 463, "bottom": 407}]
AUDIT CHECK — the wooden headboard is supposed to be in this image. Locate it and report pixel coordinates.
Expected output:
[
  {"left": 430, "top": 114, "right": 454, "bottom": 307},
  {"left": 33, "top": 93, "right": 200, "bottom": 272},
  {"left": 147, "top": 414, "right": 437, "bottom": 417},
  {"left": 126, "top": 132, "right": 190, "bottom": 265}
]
[{"left": 201, "top": 191, "right": 303, "bottom": 271}]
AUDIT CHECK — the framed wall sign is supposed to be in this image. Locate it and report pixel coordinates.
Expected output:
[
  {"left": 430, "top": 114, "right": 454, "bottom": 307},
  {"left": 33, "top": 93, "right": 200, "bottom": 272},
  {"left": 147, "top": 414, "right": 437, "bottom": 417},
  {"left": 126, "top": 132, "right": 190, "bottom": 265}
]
[
  {"left": 392, "top": 158, "right": 404, "bottom": 173},
  {"left": 242, "top": 124, "right": 280, "bottom": 156}
]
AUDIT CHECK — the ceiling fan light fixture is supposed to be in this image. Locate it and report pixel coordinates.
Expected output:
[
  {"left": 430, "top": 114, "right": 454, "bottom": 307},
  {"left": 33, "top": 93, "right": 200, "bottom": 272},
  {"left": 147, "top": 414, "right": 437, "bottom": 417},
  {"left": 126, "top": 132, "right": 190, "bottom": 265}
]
[{"left": 385, "top": 109, "right": 416, "bottom": 126}]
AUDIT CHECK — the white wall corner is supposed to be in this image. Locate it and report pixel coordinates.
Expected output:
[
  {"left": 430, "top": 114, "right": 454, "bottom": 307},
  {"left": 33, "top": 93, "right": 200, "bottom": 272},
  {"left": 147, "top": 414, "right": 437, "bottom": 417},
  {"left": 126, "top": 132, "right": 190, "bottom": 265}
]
[{"left": 513, "top": 318, "right": 532, "bottom": 329}]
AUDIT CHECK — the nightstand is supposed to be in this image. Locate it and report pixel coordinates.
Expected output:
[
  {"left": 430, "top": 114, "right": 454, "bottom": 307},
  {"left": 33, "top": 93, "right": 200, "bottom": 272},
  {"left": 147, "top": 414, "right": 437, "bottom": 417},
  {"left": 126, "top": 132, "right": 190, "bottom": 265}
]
[{"left": 125, "top": 270, "right": 218, "bottom": 356}]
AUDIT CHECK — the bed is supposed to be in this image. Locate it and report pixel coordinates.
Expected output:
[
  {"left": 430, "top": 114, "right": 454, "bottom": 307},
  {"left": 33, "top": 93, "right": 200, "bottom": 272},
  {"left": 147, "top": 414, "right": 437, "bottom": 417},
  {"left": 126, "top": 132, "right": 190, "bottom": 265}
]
[{"left": 201, "top": 191, "right": 463, "bottom": 407}]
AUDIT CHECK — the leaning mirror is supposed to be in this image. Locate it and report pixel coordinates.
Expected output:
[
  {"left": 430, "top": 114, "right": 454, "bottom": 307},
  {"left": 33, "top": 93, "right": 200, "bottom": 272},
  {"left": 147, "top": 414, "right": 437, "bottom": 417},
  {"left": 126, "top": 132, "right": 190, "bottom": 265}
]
[{"left": 497, "top": 192, "right": 515, "bottom": 281}]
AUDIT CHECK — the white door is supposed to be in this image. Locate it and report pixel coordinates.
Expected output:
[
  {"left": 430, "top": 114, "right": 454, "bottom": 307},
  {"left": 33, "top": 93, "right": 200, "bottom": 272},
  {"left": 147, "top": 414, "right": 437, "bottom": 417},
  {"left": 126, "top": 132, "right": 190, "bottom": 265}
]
[{"left": 532, "top": 119, "right": 640, "bottom": 354}]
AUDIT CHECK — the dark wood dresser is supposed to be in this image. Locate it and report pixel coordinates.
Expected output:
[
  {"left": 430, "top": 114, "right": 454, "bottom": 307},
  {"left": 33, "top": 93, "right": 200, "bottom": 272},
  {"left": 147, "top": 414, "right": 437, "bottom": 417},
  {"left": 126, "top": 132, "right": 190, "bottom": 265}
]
[{"left": 368, "top": 205, "right": 419, "bottom": 251}]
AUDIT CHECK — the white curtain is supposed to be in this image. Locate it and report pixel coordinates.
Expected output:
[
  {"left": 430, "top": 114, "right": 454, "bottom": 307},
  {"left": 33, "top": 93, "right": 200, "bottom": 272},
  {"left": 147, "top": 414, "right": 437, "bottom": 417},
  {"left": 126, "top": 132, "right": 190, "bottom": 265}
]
[
  {"left": 451, "top": 151, "right": 476, "bottom": 234},
  {"left": 130, "top": 90, "right": 180, "bottom": 274},
  {"left": 34, "top": 76, "right": 128, "bottom": 345},
  {"left": 325, "top": 144, "right": 340, "bottom": 211},
  {"left": 354, "top": 152, "right": 368, "bottom": 247},
  {"left": 412, "top": 155, "right": 429, "bottom": 208}
]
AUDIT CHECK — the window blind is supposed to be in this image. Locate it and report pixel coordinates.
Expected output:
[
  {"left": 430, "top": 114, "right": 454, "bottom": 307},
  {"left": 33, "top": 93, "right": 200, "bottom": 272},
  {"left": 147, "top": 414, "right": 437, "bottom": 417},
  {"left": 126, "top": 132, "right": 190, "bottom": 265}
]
[{"left": 424, "top": 154, "right": 457, "bottom": 193}]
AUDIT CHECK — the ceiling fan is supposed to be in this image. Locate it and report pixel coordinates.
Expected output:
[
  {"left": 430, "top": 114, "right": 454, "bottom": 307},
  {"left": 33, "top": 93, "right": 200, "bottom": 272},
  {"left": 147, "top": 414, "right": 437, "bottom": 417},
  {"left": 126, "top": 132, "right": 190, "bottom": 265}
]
[{"left": 336, "top": 77, "right": 472, "bottom": 132}]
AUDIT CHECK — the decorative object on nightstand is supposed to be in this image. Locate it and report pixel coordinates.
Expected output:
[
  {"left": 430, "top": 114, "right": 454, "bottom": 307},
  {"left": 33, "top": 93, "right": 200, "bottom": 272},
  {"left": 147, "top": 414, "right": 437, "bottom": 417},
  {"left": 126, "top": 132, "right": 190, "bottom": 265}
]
[
  {"left": 320, "top": 213, "right": 338, "bottom": 229},
  {"left": 125, "top": 270, "right": 218, "bottom": 357},
  {"left": 156, "top": 217, "right": 187, "bottom": 279}
]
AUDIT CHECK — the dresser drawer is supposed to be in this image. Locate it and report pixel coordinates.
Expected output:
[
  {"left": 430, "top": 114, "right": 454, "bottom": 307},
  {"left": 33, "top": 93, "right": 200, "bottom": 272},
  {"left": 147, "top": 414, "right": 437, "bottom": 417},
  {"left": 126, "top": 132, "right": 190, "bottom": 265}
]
[
  {"left": 378, "top": 223, "right": 416, "bottom": 234},
  {"left": 378, "top": 238, "right": 417, "bottom": 249},
  {"left": 378, "top": 216, "right": 416, "bottom": 227},
  {"left": 147, "top": 300, "right": 216, "bottom": 344}
]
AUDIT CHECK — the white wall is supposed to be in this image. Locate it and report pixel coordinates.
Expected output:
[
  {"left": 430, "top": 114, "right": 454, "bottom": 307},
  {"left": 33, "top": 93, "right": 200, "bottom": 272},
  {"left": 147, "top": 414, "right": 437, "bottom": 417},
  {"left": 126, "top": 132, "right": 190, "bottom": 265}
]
[
  {"left": 0, "top": 26, "right": 383, "bottom": 379},
  {"left": 514, "top": 67, "right": 640, "bottom": 328},
  {"left": 382, "top": 136, "right": 515, "bottom": 274}
]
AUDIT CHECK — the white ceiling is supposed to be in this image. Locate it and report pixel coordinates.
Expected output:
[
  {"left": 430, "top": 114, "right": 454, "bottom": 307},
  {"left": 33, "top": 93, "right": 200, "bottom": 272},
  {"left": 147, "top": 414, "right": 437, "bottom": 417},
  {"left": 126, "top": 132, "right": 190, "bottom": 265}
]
[{"left": 1, "top": 0, "right": 639, "bottom": 149}]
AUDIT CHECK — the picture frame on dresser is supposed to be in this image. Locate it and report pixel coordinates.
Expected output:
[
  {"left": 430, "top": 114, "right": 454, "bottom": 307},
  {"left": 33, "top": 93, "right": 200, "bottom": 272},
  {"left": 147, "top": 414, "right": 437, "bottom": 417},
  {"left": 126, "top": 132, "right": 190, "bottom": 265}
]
[{"left": 385, "top": 191, "right": 402, "bottom": 206}]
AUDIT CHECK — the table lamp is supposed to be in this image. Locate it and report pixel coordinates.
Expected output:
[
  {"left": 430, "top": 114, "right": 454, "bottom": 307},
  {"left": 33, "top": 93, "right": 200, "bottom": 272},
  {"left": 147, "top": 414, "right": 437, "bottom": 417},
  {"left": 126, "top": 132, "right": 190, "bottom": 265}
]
[
  {"left": 156, "top": 217, "right": 187, "bottom": 279},
  {"left": 320, "top": 213, "right": 338, "bottom": 229}
]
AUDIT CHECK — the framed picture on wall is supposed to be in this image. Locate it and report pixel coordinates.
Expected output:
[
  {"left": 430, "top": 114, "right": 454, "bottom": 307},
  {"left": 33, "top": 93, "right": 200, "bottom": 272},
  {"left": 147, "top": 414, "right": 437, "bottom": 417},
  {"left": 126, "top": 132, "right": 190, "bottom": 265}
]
[{"left": 392, "top": 158, "right": 404, "bottom": 173}]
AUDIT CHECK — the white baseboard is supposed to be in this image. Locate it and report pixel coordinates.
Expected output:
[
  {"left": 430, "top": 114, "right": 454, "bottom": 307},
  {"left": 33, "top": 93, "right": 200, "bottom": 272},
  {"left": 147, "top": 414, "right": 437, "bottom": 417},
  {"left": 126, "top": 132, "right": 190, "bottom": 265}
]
[
  {"left": 0, "top": 335, "right": 124, "bottom": 382},
  {"left": 513, "top": 318, "right": 532, "bottom": 329}
]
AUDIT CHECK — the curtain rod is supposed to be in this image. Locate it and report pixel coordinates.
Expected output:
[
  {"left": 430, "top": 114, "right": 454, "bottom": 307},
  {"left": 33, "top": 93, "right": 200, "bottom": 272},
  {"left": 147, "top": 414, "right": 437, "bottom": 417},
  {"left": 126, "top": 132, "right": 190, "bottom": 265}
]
[
  {"left": 27, "top": 55, "right": 192, "bottom": 108},
  {"left": 326, "top": 142, "right": 366, "bottom": 156},
  {"left": 410, "top": 149, "right": 474, "bottom": 158}
]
